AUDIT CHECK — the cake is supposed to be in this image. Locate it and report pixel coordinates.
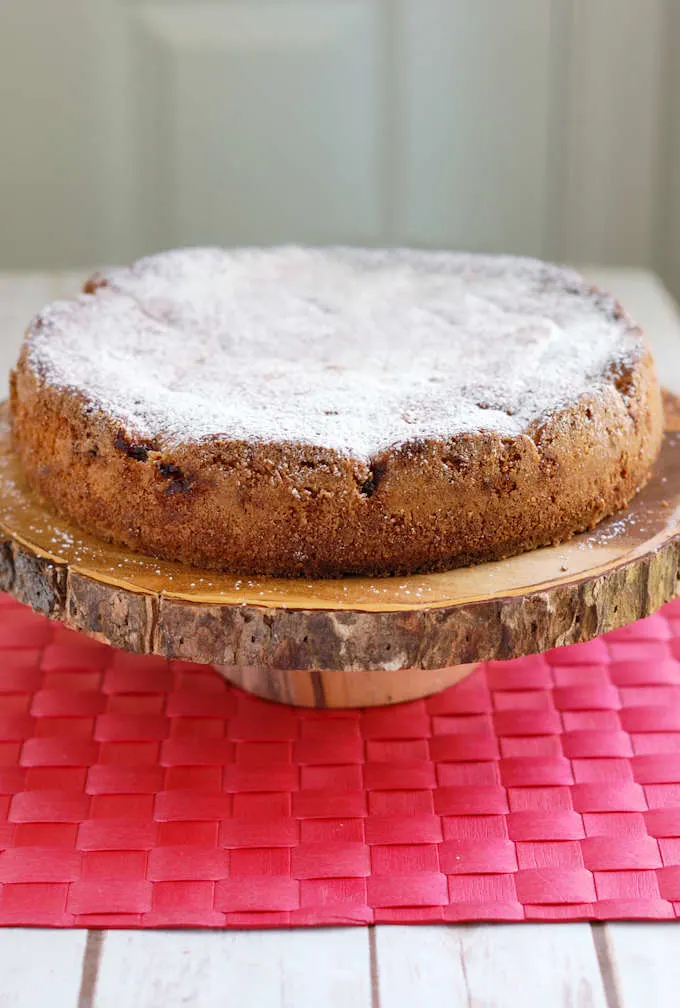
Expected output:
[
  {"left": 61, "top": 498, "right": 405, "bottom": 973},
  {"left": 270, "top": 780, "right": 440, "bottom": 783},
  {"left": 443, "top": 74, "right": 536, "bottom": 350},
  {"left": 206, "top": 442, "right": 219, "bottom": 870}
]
[{"left": 10, "top": 247, "right": 663, "bottom": 577}]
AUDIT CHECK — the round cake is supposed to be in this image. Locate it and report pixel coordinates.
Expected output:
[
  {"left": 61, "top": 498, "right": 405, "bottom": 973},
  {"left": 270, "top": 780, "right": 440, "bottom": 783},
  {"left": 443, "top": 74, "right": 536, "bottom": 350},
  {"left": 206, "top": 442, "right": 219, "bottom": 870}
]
[{"left": 10, "top": 247, "right": 663, "bottom": 577}]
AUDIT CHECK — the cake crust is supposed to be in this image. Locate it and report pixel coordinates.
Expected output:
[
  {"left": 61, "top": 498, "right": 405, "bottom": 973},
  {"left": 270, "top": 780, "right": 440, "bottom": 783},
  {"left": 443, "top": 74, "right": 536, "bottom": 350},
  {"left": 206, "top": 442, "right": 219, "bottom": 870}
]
[{"left": 10, "top": 248, "right": 664, "bottom": 576}]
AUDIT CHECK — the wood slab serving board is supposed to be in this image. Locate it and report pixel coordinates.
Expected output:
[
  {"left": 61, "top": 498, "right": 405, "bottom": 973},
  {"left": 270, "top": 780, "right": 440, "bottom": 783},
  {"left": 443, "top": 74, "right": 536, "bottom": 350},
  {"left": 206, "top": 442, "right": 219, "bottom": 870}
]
[{"left": 0, "top": 397, "right": 678, "bottom": 706}]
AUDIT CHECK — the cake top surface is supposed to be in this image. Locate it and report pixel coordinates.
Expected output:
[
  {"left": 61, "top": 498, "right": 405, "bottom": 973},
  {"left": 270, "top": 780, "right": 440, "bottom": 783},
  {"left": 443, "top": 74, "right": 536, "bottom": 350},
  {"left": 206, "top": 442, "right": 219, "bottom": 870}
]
[{"left": 24, "top": 246, "right": 643, "bottom": 459}]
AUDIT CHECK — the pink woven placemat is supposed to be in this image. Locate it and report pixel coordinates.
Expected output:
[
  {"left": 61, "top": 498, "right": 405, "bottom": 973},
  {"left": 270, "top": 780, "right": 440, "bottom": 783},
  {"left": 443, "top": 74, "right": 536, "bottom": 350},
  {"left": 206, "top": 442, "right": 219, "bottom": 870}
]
[{"left": 0, "top": 591, "right": 679, "bottom": 927}]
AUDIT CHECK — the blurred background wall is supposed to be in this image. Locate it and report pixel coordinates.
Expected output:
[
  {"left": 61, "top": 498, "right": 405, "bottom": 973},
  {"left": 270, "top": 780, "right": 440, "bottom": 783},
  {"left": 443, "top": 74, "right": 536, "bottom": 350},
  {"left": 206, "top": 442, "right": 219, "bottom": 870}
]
[{"left": 1, "top": 0, "right": 679, "bottom": 296}]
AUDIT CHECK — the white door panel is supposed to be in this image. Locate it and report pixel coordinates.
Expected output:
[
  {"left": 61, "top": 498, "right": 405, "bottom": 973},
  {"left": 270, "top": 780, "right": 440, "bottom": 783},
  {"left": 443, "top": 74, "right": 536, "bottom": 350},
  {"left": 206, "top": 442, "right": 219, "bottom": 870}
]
[
  {"left": 392, "top": 0, "right": 554, "bottom": 256},
  {"left": 132, "top": 2, "right": 382, "bottom": 251},
  {"left": 0, "top": 0, "right": 676, "bottom": 295},
  {"left": 557, "top": 0, "right": 666, "bottom": 267}
]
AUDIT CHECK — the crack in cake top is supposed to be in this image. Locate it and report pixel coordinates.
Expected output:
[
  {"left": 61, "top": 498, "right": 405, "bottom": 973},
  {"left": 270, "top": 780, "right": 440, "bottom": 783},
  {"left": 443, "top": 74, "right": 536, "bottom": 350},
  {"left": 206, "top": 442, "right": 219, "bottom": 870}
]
[{"left": 24, "top": 246, "right": 643, "bottom": 459}]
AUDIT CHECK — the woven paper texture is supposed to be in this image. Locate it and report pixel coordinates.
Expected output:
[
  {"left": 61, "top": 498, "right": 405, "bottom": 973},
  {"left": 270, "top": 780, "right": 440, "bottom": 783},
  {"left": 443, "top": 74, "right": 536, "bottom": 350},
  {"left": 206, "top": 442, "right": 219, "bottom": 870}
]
[{"left": 0, "top": 592, "right": 679, "bottom": 927}]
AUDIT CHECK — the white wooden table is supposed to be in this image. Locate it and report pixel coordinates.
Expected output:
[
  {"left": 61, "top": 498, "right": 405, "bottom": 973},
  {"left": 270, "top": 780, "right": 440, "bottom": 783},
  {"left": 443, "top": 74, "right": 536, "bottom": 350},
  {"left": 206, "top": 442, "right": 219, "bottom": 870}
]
[{"left": 0, "top": 267, "right": 679, "bottom": 1008}]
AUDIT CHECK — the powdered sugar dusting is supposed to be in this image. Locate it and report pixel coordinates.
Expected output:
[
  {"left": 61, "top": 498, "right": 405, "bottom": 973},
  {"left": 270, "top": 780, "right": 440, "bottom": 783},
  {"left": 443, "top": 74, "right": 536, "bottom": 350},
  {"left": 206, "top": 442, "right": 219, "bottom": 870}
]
[{"left": 25, "top": 246, "right": 642, "bottom": 459}]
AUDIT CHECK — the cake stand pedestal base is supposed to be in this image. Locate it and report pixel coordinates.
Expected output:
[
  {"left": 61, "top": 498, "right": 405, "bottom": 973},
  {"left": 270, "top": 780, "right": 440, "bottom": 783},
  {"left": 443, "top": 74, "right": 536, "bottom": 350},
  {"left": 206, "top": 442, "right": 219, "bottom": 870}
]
[{"left": 216, "top": 662, "right": 479, "bottom": 708}]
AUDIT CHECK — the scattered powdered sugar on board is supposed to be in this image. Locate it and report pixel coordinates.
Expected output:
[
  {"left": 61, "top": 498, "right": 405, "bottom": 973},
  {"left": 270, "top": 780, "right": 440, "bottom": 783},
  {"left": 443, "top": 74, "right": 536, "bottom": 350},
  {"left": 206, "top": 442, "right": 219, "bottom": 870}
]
[
  {"left": 580, "top": 510, "right": 638, "bottom": 546},
  {"left": 24, "top": 246, "right": 643, "bottom": 459}
]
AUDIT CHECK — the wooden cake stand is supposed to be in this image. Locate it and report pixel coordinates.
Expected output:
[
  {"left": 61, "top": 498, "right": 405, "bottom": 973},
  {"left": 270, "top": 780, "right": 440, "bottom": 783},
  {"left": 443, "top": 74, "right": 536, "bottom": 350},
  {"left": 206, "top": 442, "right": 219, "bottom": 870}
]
[{"left": 0, "top": 396, "right": 679, "bottom": 708}]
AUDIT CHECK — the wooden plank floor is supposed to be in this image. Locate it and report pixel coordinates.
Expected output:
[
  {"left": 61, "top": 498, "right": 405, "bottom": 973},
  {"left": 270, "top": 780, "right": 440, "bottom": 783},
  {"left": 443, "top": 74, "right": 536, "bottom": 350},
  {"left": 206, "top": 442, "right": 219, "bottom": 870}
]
[
  {"left": 0, "top": 267, "right": 677, "bottom": 1006},
  {"left": 0, "top": 922, "right": 659, "bottom": 1007}
]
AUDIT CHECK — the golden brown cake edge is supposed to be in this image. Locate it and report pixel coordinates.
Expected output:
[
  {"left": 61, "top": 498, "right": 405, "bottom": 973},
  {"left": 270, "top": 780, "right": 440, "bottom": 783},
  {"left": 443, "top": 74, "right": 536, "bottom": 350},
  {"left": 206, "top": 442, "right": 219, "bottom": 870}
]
[{"left": 9, "top": 330, "right": 663, "bottom": 578}]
